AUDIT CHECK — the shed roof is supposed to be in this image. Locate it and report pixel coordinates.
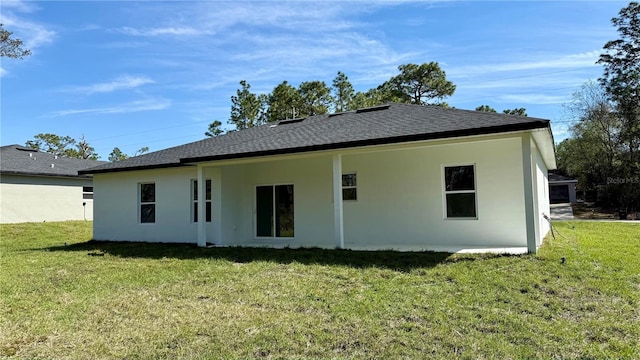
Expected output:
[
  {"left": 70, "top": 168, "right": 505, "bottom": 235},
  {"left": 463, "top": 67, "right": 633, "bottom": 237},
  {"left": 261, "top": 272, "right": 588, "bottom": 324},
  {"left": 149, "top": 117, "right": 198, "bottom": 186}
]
[
  {"left": 548, "top": 172, "right": 578, "bottom": 183},
  {"left": 81, "top": 103, "right": 554, "bottom": 174}
]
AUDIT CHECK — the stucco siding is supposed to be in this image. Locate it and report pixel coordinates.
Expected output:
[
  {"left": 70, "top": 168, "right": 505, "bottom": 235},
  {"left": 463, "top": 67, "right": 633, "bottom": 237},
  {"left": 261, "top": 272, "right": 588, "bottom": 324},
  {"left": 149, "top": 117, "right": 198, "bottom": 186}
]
[
  {"left": 92, "top": 135, "right": 545, "bottom": 252},
  {"left": 342, "top": 137, "right": 527, "bottom": 251},
  {"left": 0, "top": 174, "right": 93, "bottom": 223},
  {"left": 219, "top": 156, "right": 335, "bottom": 248},
  {"left": 93, "top": 167, "right": 198, "bottom": 243},
  {"left": 93, "top": 157, "right": 336, "bottom": 247},
  {"left": 534, "top": 142, "right": 551, "bottom": 245}
]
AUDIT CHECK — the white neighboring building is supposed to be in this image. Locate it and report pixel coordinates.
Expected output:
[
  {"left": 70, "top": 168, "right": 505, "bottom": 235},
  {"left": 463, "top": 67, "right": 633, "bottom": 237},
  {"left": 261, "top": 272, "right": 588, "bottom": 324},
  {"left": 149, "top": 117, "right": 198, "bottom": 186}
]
[
  {"left": 82, "top": 103, "right": 556, "bottom": 253},
  {"left": 0, "top": 145, "right": 106, "bottom": 223}
]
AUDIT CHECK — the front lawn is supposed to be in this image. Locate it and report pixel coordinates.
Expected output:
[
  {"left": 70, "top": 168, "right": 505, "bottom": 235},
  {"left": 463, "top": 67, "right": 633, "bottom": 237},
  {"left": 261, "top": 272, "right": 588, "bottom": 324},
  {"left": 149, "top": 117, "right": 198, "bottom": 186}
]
[{"left": 1, "top": 221, "right": 638, "bottom": 359}]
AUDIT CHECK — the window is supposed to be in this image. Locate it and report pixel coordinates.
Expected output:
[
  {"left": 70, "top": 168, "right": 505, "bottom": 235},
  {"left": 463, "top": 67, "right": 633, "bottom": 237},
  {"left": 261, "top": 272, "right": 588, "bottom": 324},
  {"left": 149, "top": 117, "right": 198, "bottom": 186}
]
[
  {"left": 192, "top": 179, "right": 212, "bottom": 223},
  {"left": 256, "top": 185, "right": 294, "bottom": 238},
  {"left": 82, "top": 186, "right": 94, "bottom": 200},
  {"left": 139, "top": 183, "right": 155, "bottom": 223},
  {"left": 444, "top": 165, "right": 477, "bottom": 218},
  {"left": 342, "top": 173, "right": 357, "bottom": 201}
]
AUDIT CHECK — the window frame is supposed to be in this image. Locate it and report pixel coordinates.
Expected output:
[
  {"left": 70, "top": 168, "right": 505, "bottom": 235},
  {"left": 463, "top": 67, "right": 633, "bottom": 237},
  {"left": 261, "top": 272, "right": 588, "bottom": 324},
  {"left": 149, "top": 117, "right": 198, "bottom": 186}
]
[
  {"left": 254, "top": 183, "right": 295, "bottom": 239},
  {"left": 192, "top": 179, "right": 212, "bottom": 223},
  {"left": 82, "top": 186, "right": 94, "bottom": 200},
  {"left": 442, "top": 164, "right": 478, "bottom": 220},
  {"left": 342, "top": 172, "right": 357, "bottom": 201},
  {"left": 139, "top": 182, "right": 156, "bottom": 224}
]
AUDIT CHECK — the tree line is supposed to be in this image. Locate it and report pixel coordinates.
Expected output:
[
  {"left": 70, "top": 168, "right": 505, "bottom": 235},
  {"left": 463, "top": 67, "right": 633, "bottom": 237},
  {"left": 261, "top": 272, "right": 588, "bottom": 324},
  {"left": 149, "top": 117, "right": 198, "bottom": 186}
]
[
  {"left": 206, "top": 62, "right": 455, "bottom": 135},
  {"left": 4, "top": 21, "right": 527, "bottom": 162},
  {"left": 207, "top": 63, "right": 528, "bottom": 136},
  {"left": 24, "top": 133, "right": 149, "bottom": 162},
  {"left": 556, "top": 1, "right": 639, "bottom": 212}
]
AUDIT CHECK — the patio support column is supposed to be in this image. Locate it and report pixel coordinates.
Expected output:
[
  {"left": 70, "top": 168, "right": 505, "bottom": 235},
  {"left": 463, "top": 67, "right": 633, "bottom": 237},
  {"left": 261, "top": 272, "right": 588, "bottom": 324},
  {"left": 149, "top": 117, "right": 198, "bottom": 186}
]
[
  {"left": 210, "top": 167, "right": 223, "bottom": 246},
  {"left": 521, "top": 134, "right": 537, "bottom": 254},
  {"left": 197, "top": 164, "right": 207, "bottom": 247},
  {"left": 332, "top": 154, "right": 344, "bottom": 249}
]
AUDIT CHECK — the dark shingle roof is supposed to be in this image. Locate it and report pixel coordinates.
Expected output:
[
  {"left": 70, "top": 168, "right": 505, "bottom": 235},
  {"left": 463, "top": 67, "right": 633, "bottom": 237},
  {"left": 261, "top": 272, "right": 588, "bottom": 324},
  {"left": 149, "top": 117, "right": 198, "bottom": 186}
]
[
  {"left": 81, "top": 103, "right": 552, "bottom": 174},
  {"left": 548, "top": 172, "right": 577, "bottom": 182},
  {"left": 0, "top": 145, "right": 107, "bottom": 178}
]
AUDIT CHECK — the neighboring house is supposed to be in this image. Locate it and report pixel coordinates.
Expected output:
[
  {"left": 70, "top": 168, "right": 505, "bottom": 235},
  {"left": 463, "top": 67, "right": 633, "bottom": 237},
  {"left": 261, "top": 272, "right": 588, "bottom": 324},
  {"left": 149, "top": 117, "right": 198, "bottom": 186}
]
[
  {"left": 548, "top": 172, "right": 578, "bottom": 204},
  {"left": 0, "top": 145, "right": 107, "bottom": 223},
  {"left": 81, "top": 103, "right": 556, "bottom": 254}
]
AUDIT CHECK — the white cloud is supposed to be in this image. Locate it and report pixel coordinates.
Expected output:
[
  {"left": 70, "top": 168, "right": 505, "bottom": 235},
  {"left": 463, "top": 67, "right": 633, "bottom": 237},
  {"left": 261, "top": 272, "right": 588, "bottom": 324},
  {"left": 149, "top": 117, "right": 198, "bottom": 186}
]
[
  {"left": 105, "top": 0, "right": 464, "bottom": 103},
  {"left": 0, "top": 13, "right": 55, "bottom": 50},
  {"left": 118, "top": 26, "right": 212, "bottom": 37},
  {"left": 0, "top": 67, "right": 6, "bottom": 77},
  {"left": 0, "top": 0, "right": 39, "bottom": 13},
  {"left": 499, "top": 94, "right": 570, "bottom": 105},
  {"left": 551, "top": 124, "right": 574, "bottom": 142},
  {"left": 193, "top": 2, "right": 354, "bottom": 32},
  {"left": 51, "top": 98, "right": 170, "bottom": 117},
  {"left": 99, "top": 41, "right": 149, "bottom": 49},
  {"left": 184, "top": 30, "right": 414, "bottom": 92},
  {"left": 114, "top": 2, "right": 359, "bottom": 39},
  {"left": 106, "top": 1, "right": 424, "bottom": 95},
  {"left": 65, "top": 75, "right": 154, "bottom": 95},
  {"left": 450, "top": 50, "right": 603, "bottom": 78},
  {"left": 458, "top": 73, "right": 591, "bottom": 91}
]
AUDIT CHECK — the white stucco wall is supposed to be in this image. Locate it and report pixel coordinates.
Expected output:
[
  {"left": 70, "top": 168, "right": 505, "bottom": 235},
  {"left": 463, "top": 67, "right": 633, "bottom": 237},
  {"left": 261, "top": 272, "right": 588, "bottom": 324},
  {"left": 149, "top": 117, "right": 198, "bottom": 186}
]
[
  {"left": 534, "top": 141, "right": 551, "bottom": 246},
  {"left": 93, "top": 158, "right": 336, "bottom": 246},
  {"left": 220, "top": 156, "right": 335, "bottom": 248},
  {"left": 92, "top": 133, "right": 549, "bottom": 252},
  {"left": 0, "top": 174, "right": 94, "bottom": 223},
  {"left": 93, "top": 167, "right": 199, "bottom": 243},
  {"left": 341, "top": 136, "right": 527, "bottom": 251}
]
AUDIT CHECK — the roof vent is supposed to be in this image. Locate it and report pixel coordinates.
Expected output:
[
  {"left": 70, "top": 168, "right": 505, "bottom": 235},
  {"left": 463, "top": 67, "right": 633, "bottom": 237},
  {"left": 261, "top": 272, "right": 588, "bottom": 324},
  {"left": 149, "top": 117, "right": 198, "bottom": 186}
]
[
  {"left": 278, "top": 118, "right": 305, "bottom": 125},
  {"left": 51, "top": 164, "right": 55, "bottom": 168},
  {"left": 16, "top": 146, "right": 38, "bottom": 152},
  {"left": 355, "top": 104, "right": 390, "bottom": 114},
  {"left": 328, "top": 110, "right": 355, "bottom": 118}
]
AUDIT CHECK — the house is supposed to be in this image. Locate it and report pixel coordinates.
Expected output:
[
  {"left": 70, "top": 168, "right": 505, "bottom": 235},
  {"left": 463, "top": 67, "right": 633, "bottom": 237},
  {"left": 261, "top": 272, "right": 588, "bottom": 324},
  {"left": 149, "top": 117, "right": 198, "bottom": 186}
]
[
  {"left": 0, "top": 145, "right": 106, "bottom": 223},
  {"left": 81, "top": 103, "right": 556, "bottom": 254},
  {"left": 548, "top": 172, "right": 578, "bottom": 204}
]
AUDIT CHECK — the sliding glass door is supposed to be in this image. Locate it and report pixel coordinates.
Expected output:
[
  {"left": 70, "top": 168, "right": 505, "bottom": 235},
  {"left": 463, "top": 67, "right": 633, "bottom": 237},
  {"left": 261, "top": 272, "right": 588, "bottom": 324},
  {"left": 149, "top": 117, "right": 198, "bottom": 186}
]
[{"left": 256, "top": 184, "right": 294, "bottom": 238}]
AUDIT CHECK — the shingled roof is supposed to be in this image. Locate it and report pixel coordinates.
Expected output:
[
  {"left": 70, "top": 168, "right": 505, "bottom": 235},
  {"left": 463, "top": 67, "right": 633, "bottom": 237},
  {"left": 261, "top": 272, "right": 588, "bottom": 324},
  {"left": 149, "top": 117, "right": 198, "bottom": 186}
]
[
  {"left": 548, "top": 172, "right": 577, "bottom": 183},
  {"left": 81, "top": 103, "right": 553, "bottom": 175},
  {"left": 0, "top": 145, "right": 107, "bottom": 178}
]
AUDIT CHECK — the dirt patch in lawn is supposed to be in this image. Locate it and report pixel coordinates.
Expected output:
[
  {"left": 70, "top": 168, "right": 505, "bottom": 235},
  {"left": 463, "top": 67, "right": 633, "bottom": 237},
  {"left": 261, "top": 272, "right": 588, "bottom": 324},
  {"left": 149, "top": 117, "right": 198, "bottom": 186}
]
[{"left": 571, "top": 202, "right": 639, "bottom": 220}]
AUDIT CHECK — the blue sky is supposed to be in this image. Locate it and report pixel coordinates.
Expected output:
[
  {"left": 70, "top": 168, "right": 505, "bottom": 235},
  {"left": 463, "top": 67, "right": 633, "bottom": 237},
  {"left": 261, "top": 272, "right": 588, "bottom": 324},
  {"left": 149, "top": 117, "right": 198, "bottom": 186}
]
[{"left": 0, "top": 1, "right": 625, "bottom": 159}]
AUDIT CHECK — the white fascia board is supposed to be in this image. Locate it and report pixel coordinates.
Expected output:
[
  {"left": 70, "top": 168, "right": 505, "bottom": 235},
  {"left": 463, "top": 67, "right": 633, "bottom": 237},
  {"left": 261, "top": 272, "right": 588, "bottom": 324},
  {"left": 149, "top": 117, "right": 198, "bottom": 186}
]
[{"left": 531, "top": 128, "right": 557, "bottom": 171}]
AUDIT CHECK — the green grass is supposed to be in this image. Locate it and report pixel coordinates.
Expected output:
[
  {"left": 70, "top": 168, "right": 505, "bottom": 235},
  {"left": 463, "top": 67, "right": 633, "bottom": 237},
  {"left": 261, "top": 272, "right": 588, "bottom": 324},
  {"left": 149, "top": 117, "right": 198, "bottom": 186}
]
[{"left": 1, "top": 221, "right": 638, "bottom": 359}]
